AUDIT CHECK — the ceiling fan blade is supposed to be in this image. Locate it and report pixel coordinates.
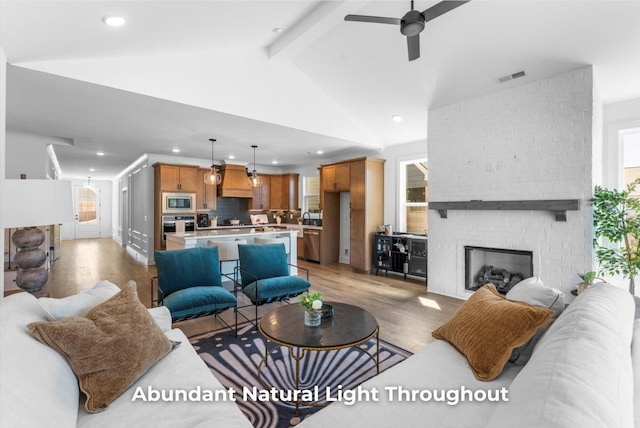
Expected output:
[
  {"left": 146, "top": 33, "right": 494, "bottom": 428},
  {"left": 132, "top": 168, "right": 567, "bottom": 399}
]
[
  {"left": 407, "top": 35, "right": 420, "bottom": 61},
  {"left": 344, "top": 15, "right": 401, "bottom": 25},
  {"left": 421, "top": 1, "right": 470, "bottom": 23}
]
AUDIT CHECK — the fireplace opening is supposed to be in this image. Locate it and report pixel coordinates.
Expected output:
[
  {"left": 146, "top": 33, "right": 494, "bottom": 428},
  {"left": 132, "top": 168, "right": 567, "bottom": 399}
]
[{"left": 465, "top": 246, "right": 533, "bottom": 294}]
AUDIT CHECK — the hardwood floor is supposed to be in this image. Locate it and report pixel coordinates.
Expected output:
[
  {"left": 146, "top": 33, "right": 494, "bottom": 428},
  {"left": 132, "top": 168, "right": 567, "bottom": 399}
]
[{"left": 43, "top": 238, "right": 462, "bottom": 353}]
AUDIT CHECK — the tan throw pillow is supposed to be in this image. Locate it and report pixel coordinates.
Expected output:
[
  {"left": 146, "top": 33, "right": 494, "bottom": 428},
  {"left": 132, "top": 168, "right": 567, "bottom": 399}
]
[
  {"left": 28, "top": 283, "right": 175, "bottom": 412},
  {"left": 432, "top": 283, "right": 553, "bottom": 381}
]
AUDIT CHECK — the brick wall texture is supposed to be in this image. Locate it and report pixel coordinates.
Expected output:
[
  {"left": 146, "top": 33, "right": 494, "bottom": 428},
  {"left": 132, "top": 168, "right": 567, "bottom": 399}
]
[{"left": 427, "top": 66, "right": 596, "bottom": 298}]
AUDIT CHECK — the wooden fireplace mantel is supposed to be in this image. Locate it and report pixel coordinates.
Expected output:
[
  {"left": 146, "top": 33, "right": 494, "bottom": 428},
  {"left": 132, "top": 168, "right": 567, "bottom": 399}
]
[{"left": 428, "top": 199, "right": 581, "bottom": 222}]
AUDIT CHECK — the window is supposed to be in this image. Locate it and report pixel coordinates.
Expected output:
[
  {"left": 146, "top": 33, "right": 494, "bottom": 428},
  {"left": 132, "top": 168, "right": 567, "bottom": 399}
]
[
  {"left": 303, "top": 176, "right": 320, "bottom": 212},
  {"left": 78, "top": 187, "right": 98, "bottom": 223},
  {"left": 399, "top": 159, "right": 428, "bottom": 234},
  {"left": 624, "top": 131, "right": 640, "bottom": 199}
]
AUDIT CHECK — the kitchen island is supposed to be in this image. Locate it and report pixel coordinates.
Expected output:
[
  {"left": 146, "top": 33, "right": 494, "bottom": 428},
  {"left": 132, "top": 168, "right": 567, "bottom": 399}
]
[{"left": 165, "top": 228, "right": 299, "bottom": 274}]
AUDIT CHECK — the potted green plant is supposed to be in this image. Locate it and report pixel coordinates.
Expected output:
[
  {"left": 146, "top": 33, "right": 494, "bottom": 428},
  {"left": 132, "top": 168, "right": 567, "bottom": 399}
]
[
  {"left": 592, "top": 177, "right": 640, "bottom": 294},
  {"left": 274, "top": 210, "right": 285, "bottom": 224},
  {"left": 571, "top": 271, "right": 607, "bottom": 296},
  {"left": 299, "top": 291, "right": 323, "bottom": 327}
]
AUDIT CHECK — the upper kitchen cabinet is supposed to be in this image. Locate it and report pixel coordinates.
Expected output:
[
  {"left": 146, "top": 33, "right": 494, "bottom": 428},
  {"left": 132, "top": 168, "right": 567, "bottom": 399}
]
[
  {"left": 263, "top": 174, "right": 299, "bottom": 211},
  {"left": 248, "top": 174, "right": 271, "bottom": 211},
  {"left": 321, "top": 163, "right": 350, "bottom": 192},
  {"left": 282, "top": 174, "right": 300, "bottom": 211},
  {"left": 196, "top": 168, "right": 217, "bottom": 211},
  {"left": 349, "top": 160, "right": 366, "bottom": 210},
  {"left": 270, "top": 175, "right": 283, "bottom": 209},
  {"left": 155, "top": 164, "right": 198, "bottom": 192}
]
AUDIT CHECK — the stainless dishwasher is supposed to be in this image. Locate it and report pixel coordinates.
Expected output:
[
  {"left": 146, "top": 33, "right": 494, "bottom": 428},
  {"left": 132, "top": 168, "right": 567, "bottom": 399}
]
[{"left": 304, "top": 229, "right": 321, "bottom": 262}]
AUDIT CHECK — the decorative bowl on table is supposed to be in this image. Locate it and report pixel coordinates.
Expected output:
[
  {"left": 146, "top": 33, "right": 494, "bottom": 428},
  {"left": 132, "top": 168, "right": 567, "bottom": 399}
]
[{"left": 322, "top": 304, "right": 334, "bottom": 319}]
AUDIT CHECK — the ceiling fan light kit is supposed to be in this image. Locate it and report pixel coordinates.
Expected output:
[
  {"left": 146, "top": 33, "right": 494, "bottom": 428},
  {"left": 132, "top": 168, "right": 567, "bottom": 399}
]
[{"left": 345, "top": 0, "right": 470, "bottom": 61}]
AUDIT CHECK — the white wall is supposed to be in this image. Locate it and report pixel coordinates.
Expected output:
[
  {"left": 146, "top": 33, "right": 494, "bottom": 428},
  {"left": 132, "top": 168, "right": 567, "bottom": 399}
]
[
  {"left": 603, "top": 98, "right": 640, "bottom": 188},
  {"left": 427, "top": 67, "right": 598, "bottom": 300},
  {"left": 4, "top": 131, "right": 58, "bottom": 179},
  {"left": 0, "top": 47, "right": 7, "bottom": 291}
]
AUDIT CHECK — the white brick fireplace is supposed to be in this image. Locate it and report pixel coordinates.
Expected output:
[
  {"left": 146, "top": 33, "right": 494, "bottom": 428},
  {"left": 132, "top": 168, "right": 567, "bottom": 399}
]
[{"left": 427, "top": 66, "right": 601, "bottom": 299}]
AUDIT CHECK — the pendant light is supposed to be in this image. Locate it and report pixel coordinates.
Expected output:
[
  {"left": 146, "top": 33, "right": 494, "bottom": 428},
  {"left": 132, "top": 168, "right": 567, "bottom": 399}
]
[
  {"left": 248, "top": 145, "right": 262, "bottom": 188},
  {"left": 204, "top": 138, "right": 222, "bottom": 185}
]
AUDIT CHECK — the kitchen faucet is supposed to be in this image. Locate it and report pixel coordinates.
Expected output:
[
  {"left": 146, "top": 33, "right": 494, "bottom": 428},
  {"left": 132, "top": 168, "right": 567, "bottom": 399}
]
[{"left": 303, "top": 212, "right": 311, "bottom": 225}]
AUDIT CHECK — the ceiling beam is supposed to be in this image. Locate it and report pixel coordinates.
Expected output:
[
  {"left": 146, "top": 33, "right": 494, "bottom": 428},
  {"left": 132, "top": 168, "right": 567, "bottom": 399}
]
[{"left": 268, "top": 0, "right": 357, "bottom": 61}]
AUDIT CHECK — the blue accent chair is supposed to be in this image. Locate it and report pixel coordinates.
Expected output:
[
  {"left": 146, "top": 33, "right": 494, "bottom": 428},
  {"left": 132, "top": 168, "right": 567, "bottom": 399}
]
[
  {"left": 152, "top": 247, "right": 237, "bottom": 332},
  {"left": 236, "top": 243, "right": 310, "bottom": 326}
]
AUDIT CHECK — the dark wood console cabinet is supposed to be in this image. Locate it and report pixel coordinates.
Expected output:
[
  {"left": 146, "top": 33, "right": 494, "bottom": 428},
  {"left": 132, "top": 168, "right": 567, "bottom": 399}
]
[{"left": 374, "top": 232, "right": 427, "bottom": 283}]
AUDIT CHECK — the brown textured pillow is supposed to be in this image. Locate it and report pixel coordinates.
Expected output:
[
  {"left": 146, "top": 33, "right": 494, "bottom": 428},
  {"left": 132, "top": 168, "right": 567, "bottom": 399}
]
[
  {"left": 432, "top": 283, "right": 553, "bottom": 381},
  {"left": 28, "top": 283, "right": 175, "bottom": 412}
]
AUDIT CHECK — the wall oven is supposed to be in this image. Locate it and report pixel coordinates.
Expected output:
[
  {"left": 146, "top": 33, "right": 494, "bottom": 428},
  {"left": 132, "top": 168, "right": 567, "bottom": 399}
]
[
  {"left": 162, "top": 192, "right": 196, "bottom": 214},
  {"left": 161, "top": 215, "right": 195, "bottom": 248}
]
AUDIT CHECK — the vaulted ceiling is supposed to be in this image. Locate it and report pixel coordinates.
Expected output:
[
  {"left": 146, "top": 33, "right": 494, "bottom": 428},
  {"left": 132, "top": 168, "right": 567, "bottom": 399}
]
[{"left": 2, "top": 1, "right": 640, "bottom": 178}]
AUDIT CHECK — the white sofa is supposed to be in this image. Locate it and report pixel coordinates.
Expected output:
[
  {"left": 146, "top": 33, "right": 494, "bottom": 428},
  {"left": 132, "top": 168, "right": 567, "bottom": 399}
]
[
  {"left": 299, "top": 285, "right": 638, "bottom": 428},
  {"left": 0, "top": 288, "right": 252, "bottom": 428}
]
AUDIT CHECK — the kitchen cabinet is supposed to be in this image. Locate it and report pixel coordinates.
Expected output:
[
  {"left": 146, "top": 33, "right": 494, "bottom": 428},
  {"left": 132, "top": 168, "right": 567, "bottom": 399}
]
[
  {"left": 297, "top": 236, "right": 304, "bottom": 259},
  {"left": 249, "top": 175, "right": 271, "bottom": 211},
  {"left": 321, "top": 163, "right": 350, "bottom": 192},
  {"left": 196, "top": 168, "right": 217, "bottom": 211},
  {"left": 156, "top": 164, "right": 197, "bottom": 192},
  {"left": 282, "top": 173, "right": 300, "bottom": 210},
  {"left": 270, "top": 175, "right": 283, "bottom": 210},
  {"left": 320, "top": 157, "right": 385, "bottom": 273},
  {"left": 265, "top": 173, "right": 299, "bottom": 211},
  {"left": 350, "top": 210, "right": 366, "bottom": 269},
  {"left": 153, "top": 163, "right": 197, "bottom": 253},
  {"left": 350, "top": 159, "right": 366, "bottom": 210}
]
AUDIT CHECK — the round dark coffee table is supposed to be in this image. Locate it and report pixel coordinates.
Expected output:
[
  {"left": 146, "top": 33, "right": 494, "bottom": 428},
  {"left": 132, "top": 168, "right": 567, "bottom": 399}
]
[{"left": 258, "top": 302, "right": 379, "bottom": 412}]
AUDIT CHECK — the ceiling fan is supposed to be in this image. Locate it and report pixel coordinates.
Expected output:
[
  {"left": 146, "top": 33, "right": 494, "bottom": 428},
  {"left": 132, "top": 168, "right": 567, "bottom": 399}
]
[{"left": 345, "top": 1, "right": 470, "bottom": 61}]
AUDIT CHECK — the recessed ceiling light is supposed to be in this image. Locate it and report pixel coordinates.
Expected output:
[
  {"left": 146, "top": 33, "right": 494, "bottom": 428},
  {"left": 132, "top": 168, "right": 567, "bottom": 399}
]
[
  {"left": 273, "top": 27, "right": 283, "bottom": 33},
  {"left": 89, "top": 168, "right": 96, "bottom": 172},
  {"left": 228, "top": 154, "right": 235, "bottom": 160},
  {"left": 316, "top": 150, "right": 324, "bottom": 155},
  {"left": 272, "top": 160, "right": 278, "bottom": 165},
  {"left": 102, "top": 16, "right": 126, "bottom": 27},
  {"left": 392, "top": 115, "right": 403, "bottom": 123},
  {"left": 172, "top": 148, "right": 180, "bottom": 153},
  {"left": 96, "top": 151, "right": 105, "bottom": 156}
]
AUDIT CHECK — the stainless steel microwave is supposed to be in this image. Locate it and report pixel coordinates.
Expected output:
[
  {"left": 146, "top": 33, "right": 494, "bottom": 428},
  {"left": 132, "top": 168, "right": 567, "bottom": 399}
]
[{"left": 162, "top": 192, "right": 196, "bottom": 214}]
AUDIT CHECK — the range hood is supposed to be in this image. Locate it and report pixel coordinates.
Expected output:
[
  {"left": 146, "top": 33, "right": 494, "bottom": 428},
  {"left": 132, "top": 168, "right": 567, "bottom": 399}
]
[{"left": 217, "top": 164, "right": 253, "bottom": 198}]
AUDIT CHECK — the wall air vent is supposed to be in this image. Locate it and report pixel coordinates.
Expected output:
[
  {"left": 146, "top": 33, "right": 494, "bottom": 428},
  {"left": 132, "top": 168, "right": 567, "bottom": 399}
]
[{"left": 497, "top": 70, "right": 527, "bottom": 84}]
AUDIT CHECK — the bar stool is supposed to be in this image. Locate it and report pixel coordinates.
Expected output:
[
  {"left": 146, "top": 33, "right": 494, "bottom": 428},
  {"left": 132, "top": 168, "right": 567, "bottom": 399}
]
[
  {"left": 254, "top": 236, "right": 290, "bottom": 255},
  {"left": 207, "top": 239, "right": 247, "bottom": 276}
]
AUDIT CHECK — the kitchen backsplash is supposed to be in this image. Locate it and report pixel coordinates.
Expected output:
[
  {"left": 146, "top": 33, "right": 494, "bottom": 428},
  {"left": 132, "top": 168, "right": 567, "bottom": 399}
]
[
  {"left": 201, "top": 197, "right": 322, "bottom": 225},
  {"left": 206, "top": 197, "right": 250, "bottom": 224}
]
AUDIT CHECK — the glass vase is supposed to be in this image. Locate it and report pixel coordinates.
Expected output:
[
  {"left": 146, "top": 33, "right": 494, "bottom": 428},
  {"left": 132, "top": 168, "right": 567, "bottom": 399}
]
[{"left": 304, "top": 310, "right": 321, "bottom": 327}]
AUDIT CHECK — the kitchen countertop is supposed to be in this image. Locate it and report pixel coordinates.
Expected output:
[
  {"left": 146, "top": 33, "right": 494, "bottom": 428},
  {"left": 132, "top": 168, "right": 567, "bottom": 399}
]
[
  {"left": 196, "top": 223, "right": 323, "bottom": 232},
  {"left": 164, "top": 228, "right": 300, "bottom": 271},
  {"left": 275, "top": 224, "right": 323, "bottom": 231},
  {"left": 166, "top": 228, "right": 299, "bottom": 249},
  {"left": 196, "top": 223, "right": 278, "bottom": 231}
]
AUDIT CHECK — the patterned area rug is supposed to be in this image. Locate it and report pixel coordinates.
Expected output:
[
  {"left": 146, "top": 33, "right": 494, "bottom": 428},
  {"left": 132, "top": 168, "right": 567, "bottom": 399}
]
[{"left": 190, "top": 323, "right": 412, "bottom": 428}]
